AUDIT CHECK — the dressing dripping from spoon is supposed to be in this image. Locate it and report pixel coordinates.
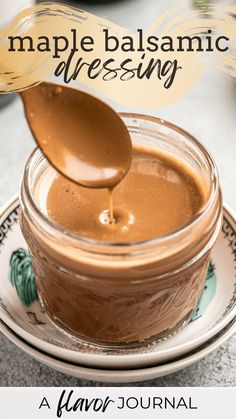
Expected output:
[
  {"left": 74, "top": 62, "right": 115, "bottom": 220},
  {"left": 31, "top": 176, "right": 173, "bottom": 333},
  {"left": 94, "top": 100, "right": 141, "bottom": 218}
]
[{"left": 20, "top": 82, "right": 133, "bottom": 224}]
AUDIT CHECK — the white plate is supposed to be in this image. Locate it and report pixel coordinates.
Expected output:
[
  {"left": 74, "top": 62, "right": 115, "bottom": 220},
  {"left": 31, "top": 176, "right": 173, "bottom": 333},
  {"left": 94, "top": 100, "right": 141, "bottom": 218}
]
[
  {"left": 0, "top": 316, "right": 235, "bottom": 383},
  {"left": 0, "top": 196, "right": 236, "bottom": 369}
]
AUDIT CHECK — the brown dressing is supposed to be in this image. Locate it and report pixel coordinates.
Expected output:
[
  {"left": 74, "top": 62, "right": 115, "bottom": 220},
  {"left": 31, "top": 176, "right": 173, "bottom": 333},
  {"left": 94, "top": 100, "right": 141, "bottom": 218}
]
[
  {"left": 27, "top": 144, "right": 207, "bottom": 343},
  {"left": 45, "top": 145, "right": 204, "bottom": 242}
]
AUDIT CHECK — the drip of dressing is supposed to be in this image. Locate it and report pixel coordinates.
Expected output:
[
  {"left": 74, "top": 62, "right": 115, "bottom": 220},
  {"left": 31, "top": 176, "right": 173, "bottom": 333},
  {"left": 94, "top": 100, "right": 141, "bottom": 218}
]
[{"left": 20, "top": 82, "right": 133, "bottom": 222}]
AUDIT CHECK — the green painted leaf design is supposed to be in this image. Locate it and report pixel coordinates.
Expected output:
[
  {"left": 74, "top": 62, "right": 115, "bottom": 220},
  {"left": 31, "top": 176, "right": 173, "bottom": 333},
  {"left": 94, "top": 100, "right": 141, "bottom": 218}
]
[
  {"left": 8, "top": 248, "right": 38, "bottom": 306},
  {"left": 191, "top": 261, "right": 216, "bottom": 321}
]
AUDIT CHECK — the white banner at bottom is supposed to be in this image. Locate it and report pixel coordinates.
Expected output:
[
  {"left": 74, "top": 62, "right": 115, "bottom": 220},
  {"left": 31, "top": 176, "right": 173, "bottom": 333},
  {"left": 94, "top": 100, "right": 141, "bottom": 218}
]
[{"left": 0, "top": 387, "right": 234, "bottom": 419}]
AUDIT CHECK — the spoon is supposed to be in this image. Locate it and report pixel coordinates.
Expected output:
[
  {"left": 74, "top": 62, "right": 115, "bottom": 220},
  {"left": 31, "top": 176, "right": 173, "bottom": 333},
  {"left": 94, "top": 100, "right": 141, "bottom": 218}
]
[{"left": 20, "top": 82, "right": 133, "bottom": 190}]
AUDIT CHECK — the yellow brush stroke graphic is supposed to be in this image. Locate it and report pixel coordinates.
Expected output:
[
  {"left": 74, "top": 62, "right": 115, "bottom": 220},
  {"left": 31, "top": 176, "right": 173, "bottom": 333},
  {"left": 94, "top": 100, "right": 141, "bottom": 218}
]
[{"left": 0, "top": 2, "right": 235, "bottom": 108}]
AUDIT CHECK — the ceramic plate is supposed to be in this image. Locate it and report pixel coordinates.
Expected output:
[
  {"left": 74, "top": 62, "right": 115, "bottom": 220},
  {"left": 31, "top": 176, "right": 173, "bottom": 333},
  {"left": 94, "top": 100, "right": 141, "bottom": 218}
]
[
  {"left": 0, "top": 196, "right": 236, "bottom": 369},
  {"left": 0, "top": 316, "right": 235, "bottom": 383}
]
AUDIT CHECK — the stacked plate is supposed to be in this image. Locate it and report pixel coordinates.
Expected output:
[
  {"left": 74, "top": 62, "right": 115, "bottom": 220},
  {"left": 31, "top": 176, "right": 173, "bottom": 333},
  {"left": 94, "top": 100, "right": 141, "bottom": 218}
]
[{"left": 0, "top": 196, "right": 235, "bottom": 383}]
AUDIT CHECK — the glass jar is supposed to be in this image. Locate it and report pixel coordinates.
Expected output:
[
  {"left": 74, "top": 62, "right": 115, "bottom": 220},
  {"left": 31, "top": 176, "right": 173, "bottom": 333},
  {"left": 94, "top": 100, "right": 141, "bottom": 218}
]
[{"left": 20, "top": 113, "right": 222, "bottom": 348}]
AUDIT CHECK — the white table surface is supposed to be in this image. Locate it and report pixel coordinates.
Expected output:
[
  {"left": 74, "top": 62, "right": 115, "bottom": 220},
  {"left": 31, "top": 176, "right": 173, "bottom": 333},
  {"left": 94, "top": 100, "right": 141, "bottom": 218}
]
[{"left": 0, "top": 0, "right": 235, "bottom": 386}]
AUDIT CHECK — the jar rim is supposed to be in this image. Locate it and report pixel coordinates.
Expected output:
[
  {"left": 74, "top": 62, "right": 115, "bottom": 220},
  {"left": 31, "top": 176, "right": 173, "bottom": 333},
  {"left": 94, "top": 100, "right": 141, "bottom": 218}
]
[{"left": 21, "top": 112, "right": 220, "bottom": 253}]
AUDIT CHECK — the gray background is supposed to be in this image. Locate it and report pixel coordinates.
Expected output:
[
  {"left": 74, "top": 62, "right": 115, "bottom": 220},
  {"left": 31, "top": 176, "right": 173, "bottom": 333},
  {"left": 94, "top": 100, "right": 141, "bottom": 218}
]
[{"left": 0, "top": 0, "right": 235, "bottom": 386}]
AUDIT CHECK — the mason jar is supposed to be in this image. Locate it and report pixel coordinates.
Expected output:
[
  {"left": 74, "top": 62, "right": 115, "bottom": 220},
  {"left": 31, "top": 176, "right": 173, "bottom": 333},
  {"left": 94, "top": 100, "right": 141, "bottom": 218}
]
[{"left": 19, "top": 114, "right": 222, "bottom": 348}]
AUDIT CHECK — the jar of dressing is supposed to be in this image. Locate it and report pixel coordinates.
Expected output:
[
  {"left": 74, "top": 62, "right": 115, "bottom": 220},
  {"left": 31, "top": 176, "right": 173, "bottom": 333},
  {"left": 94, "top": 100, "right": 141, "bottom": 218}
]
[{"left": 20, "top": 114, "right": 222, "bottom": 348}]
